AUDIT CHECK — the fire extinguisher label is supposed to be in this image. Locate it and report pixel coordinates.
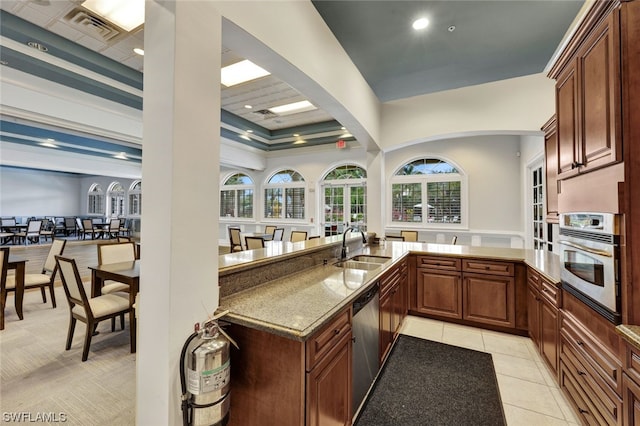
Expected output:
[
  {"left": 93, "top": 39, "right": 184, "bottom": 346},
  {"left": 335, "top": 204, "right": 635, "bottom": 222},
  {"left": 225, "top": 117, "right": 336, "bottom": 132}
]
[{"left": 187, "top": 360, "right": 230, "bottom": 395}]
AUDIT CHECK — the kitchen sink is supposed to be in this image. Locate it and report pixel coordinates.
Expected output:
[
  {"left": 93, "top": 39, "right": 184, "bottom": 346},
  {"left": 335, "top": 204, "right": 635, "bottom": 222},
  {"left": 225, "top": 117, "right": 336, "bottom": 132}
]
[
  {"left": 349, "top": 255, "right": 391, "bottom": 264},
  {"left": 333, "top": 260, "right": 383, "bottom": 271}
]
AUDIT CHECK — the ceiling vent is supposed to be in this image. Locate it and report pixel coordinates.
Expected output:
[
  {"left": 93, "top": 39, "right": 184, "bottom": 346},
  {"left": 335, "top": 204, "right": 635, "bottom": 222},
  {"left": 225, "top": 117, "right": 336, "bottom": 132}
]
[
  {"left": 253, "top": 109, "right": 278, "bottom": 118},
  {"left": 63, "top": 8, "right": 122, "bottom": 43}
]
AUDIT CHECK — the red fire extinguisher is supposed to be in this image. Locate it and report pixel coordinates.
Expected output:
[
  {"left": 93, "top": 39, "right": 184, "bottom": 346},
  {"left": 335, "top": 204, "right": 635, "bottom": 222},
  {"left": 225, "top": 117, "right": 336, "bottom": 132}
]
[{"left": 180, "top": 311, "right": 237, "bottom": 426}]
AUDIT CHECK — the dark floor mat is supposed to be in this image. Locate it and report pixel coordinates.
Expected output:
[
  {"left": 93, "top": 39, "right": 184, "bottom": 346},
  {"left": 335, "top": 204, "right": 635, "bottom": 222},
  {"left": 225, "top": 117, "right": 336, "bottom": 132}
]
[{"left": 354, "top": 335, "right": 506, "bottom": 426}]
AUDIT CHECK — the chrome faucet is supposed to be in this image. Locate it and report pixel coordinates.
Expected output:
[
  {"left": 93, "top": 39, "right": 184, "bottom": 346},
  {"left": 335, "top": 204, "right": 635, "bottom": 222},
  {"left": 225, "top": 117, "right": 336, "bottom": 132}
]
[{"left": 341, "top": 226, "right": 367, "bottom": 260}]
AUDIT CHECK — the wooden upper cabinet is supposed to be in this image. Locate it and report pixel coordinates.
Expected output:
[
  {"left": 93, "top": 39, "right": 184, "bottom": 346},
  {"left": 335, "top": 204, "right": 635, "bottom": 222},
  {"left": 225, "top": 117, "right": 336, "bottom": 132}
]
[
  {"left": 553, "top": 4, "right": 622, "bottom": 181},
  {"left": 542, "top": 117, "right": 559, "bottom": 223},
  {"left": 577, "top": 9, "right": 622, "bottom": 174}
]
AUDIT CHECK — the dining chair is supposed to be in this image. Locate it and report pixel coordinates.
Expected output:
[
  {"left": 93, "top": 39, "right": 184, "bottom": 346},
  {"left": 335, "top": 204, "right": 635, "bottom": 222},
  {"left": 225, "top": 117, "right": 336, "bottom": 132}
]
[
  {"left": 0, "top": 247, "right": 9, "bottom": 330},
  {"left": 97, "top": 242, "right": 137, "bottom": 295},
  {"left": 264, "top": 225, "right": 277, "bottom": 237},
  {"left": 272, "top": 228, "right": 285, "bottom": 241},
  {"left": 290, "top": 231, "right": 308, "bottom": 242},
  {"left": 4, "top": 238, "right": 66, "bottom": 309},
  {"left": 400, "top": 230, "right": 419, "bottom": 242},
  {"left": 15, "top": 219, "right": 42, "bottom": 245},
  {"left": 40, "top": 218, "right": 54, "bottom": 242},
  {"left": 81, "top": 219, "right": 98, "bottom": 240},
  {"left": 245, "top": 236, "right": 265, "bottom": 250},
  {"left": 55, "top": 255, "right": 131, "bottom": 361},
  {"left": 229, "top": 227, "right": 243, "bottom": 252},
  {"left": 308, "top": 236, "right": 321, "bottom": 240},
  {"left": 107, "top": 219, "right": 121, "bottom": 239},
  {"left": 385, "top": 235, "right": 405, "bottom": 241},
  {"left": 119, "top": 218, "right": 131, "bottom": 237}
]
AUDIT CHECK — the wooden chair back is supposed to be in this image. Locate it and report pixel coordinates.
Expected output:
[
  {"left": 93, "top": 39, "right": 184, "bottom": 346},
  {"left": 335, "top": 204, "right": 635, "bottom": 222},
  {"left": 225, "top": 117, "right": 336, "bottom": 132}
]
[
  {"left": 290, "top": 231, "right": 307, "bottom": 242},
  {"left": 385, "top": 235, "right": 405, "bottom": 241},
  {"left": 43, "top": 239, "right": 67, "bottom": 274},
  {"left": 0, "top": 247, "right": 9, "bottom": 330},
  {"left": 400, "top": 230, "right": 419, "bottom": 242},
  {"left": 55, "top": 255, "right": 89, "bottom": 311},
  {"left": 97, "top": 242, "right": 136, "bottom": 265},
  {"left": 451, "top": 235, "right": 458, "bottom": 245},
  {"left": 229, "top": 227, "right": 243, "bottom": 252},
  {"left": 264, "top": 225, "right": 277, "bottom": 237},
  {"left": 273, "top": 228, "right": 285, "bottom": 241},
  {"left": 245, "top": 236, "right": 265, "bottom": 250}
]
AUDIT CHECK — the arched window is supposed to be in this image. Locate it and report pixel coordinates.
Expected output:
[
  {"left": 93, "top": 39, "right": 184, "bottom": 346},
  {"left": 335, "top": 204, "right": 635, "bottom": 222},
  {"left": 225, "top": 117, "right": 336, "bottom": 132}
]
[
  {"left": 264, "top": 169, "right": 305, "bottom": 219},
  {"left": 220, "top": 173, "right": 254, "bottom": 219},
  {"left": 87, "top": 184, "right": 105, "bottom": 215},
  {"left": 322, "top": 164, "right": 367, "bottom": 235},
  {"left": 107, "top": 182, "right": 125, "bottom": 218},
  {"left": 128, "top": 180, "right": 142, "bottom": 216},
  {"left": 390, "top": 158, "right": 466, "bottom": 226}
]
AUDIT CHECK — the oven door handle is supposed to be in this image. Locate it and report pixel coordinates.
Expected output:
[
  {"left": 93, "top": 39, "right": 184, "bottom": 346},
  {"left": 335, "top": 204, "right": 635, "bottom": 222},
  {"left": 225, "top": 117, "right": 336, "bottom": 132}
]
[{"left": 558, "top": 240, "right": 612, "bottom": 257}]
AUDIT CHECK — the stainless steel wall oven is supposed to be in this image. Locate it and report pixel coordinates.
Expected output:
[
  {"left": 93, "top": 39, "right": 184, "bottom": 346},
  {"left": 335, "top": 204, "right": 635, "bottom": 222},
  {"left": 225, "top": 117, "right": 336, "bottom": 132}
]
[{"left": 558, "top": 212, "right": 621, "bottom": 324}]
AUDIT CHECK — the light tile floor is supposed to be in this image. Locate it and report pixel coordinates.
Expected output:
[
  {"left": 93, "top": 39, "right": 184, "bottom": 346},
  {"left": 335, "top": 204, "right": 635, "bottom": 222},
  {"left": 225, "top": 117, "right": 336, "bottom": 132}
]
[{"left": 399, "top": 315, "right": 581, "bottom": 426}]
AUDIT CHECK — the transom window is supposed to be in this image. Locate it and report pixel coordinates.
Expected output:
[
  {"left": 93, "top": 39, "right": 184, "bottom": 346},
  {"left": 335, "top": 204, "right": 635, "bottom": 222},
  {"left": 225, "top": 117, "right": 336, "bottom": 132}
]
[
  {"left": 264, "top": 169, "right": 305, "bottom": 219},
  {"left": 220, "top": 173, "right": 254, "bottom": 219},
  {"left": 128, "top": 181, "right": 142, "bottom": 216},
  {"left": 88, "top": 184, "right": 105, "bottom": 215},
  {"left": 390, "top": 158, "right": 465, "bottom": 226}
]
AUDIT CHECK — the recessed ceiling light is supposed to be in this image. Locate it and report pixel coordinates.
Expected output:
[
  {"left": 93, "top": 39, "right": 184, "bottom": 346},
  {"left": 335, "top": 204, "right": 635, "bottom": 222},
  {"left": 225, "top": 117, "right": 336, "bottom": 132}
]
[
  {"left": 293, "top": 140, "right": 306, "bottom": 145},
  {"left": 448, "top": 25, "right": 456, "bottom": 32},
  {"left": 293, "top": 133, "right": 300, "bottom": 137},
  {"left": 341, "top": 133, "right": 353, "bottom": 138},
  {"left": 114, "top": 152, "right": 128, "bottom": 159},
  {"left": 246, "top": 129, "right": 253, "bottom": 133},
  {"left": 341, "top": 127, "right": 346, "bottom": 130},
  {"left": 27, "top": 41, "right": 48, "bottom": 52},
  {"left": 244, "top": 105, "right": 253, "bottom": 109},
  {"left": 40, "top": 141, "right": 57, "bottom": 148},
  {"left": 81, "top": 0, "right": 145, "bottom": 32},
  {"left": 240, "top": 135, "right": 251, "bottom": 141},
  {"left": 221, "top": 60, "right": 270, "bottom": 87},
  {"left": 133, "top": 47, "right": 144, "bottom": 56},
  {"left": 412, "top": 17, "right": 430, "bottom": 30},
  {"left": 268, "top": 100, "right": 317, "bottom": 116}
]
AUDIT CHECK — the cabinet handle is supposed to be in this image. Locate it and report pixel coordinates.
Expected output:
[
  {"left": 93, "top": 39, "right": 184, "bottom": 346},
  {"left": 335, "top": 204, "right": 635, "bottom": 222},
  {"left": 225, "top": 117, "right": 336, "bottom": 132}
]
[
  {"left": 578, "top": 371, "right": 586, "bottom": 376},
  {"left": 577, "top": 340, "right": 584, "bottom": 346},
  {"left": 351, "top": 336, "right": 356, "bottom": 343},
  {"left": 334, "top": 329, "right": 341, "bottom": 335},
  {"left": 485, "top": 266, "right": 490, "bottom": 270},
  {"left": 579, "top": 408, "right": 589, "bottom": 414}
]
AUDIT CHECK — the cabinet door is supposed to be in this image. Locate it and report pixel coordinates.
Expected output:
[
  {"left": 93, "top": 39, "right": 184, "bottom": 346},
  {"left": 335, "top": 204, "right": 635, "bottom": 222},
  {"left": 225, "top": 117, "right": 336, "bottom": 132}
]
[
  {"left": 379, "top": 290, "right": 394, "bottom": 363},
  {"left": 578, "top": 9, "right": 621, "bottom": 174},
  {"left": 392, "top": 282, "right": 404, "bottom": 335},
  {"left": 528, "top": 286, "right": 541, "bottom": 345},
  {"left": 556, "top": 64, "right": 580, "bottom": 178},
  {"left": 540, "top": 298, "right": 559, "bottom": 376},
  {"left": 463, "top": 273, "right": 515, "bottom": 328},
  {"left": 543, "top": 117, "right": 559, "bottom": 222},
  {"left": 623, "top": 373, "right": 640, "bottom": 426},
  {"left": 306, "top": 332, "right": 352, "bottom": 426},
  {"left": 415, "top": 269, "right": 462, "bottom": 319}
]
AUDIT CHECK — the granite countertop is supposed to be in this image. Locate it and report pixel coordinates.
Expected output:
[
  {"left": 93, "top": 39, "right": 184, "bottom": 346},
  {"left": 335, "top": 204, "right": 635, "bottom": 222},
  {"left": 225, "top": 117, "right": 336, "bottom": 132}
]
[
  {"left": 219, "top": 240, "right": 564, "bottom": 342},
  {"left": 616, "top": 324, "right": 640, "bottom": 350}
]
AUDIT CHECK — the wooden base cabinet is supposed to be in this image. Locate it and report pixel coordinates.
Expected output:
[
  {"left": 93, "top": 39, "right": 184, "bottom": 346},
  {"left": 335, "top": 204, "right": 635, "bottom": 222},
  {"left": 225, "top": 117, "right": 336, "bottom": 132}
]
[
  {"left": 380, "top": 259, "right": 408, "bottom": 364},
  {"left": 228, "top": 306, "right": 353, "bottom": 426},
  {"left": 623, "top": 373, "right": 640, "bottom": 426},
  {"left": 414, "top": 256, "right": 462, "bottom": 320},
  {"left": 527, "top": 268, "right": 560, "bottom": 377},
  {"left": 462, "top": 259, "right": 515, "bottom": 328}
]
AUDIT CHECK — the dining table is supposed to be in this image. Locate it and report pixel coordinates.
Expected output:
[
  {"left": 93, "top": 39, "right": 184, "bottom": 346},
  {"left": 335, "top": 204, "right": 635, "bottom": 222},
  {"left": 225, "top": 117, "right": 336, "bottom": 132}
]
[
  {"left": 1, "top": 256, "right": 27, "bottom": 330},
  {"left": 88, "top": 260, "right": 140, "bottom": 352}
]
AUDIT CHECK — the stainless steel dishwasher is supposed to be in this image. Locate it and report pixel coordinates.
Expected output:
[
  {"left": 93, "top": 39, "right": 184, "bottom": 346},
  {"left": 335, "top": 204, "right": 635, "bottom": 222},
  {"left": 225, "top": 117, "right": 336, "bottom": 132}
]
[{"left": 352, "top": 282, "right": 380, "bottom": 416}]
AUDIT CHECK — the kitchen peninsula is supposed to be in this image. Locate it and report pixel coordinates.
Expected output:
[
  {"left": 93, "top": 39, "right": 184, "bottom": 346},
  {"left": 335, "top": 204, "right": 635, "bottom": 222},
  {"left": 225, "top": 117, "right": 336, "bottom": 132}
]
[{"left": 218, "top": 237, "right": 562, "bottom": 425}]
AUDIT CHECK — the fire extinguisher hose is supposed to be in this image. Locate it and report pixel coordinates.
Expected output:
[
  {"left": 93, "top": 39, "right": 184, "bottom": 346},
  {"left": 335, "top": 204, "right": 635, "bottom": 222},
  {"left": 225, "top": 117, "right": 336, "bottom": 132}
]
[{"left": 180, "top": 331, "right": 200, "bottom": 426}]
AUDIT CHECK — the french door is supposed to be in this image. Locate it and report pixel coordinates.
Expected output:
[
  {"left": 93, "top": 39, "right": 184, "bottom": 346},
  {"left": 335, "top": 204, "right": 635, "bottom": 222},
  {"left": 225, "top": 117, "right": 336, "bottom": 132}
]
[{"left": 323, "top": 183, "right": 367, "bottom": 236}]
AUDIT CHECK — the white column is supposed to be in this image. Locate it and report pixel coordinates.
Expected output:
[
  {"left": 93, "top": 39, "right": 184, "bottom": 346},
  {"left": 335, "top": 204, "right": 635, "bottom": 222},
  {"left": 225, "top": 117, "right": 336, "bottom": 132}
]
[
  {"left": 366, "top": 150, "right": 384, "bottom": 235},
  {"left": 137, "top": 2, "right": 221, "bottom": 424}
]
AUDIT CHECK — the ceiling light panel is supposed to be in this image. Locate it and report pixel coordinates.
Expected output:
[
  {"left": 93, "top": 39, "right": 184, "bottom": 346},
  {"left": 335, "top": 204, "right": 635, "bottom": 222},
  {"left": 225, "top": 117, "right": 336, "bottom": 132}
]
[
  {"left": 221, "top": 60, "right": 271, "bottom": 87},
  {"left": 82, "top": 0, "right": 145, "bottom": 32},
  {"left": 268, "top": 100, "right": 317, "bottom": 116}
]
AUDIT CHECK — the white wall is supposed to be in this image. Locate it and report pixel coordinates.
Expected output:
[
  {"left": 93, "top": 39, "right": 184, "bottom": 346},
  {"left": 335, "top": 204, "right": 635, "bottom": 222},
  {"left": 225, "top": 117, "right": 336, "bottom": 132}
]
[
  {"left": 0, "top": 166, "right": 81, "bottom": 216},
  {"left": 384, "top": 135, "right": 525, "bottom": 246}
]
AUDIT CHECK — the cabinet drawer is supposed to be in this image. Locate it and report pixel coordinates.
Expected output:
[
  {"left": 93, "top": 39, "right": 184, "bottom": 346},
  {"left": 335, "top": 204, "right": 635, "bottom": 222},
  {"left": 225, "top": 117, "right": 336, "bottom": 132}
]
[
  {"left": 624, "top": 342, "right": 640, "bottom": 386},
  {"left": 560, "top": 312, "right": 622, "bottom": 394},
  {"left": 306, "top": 307, "right": 352, "bottom": 371},
  {"left": 560, "top": 360, "right": 615, "bottom": 426},
  {"left": 539, "top": 277, "right": 561, "bottom": 308},
  {"left": 561, "top": 335, "right": 622, "bottom": 425},
  {"left": 416, "top": 256, "right": 460, "bottom": 272},
  {"left": 462, "top": 259, "right": 514, "bottom": 277},
  {"left": 380, "top": 265, "right": 402, "bottom": 296},
  {"left": 527, "top": 268, "right": 542, "bottom": 291}
]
